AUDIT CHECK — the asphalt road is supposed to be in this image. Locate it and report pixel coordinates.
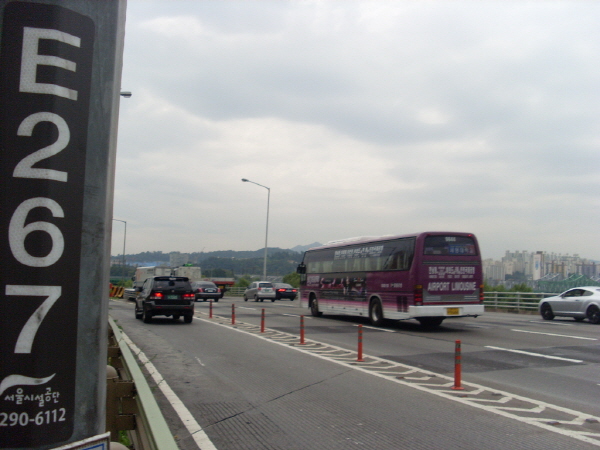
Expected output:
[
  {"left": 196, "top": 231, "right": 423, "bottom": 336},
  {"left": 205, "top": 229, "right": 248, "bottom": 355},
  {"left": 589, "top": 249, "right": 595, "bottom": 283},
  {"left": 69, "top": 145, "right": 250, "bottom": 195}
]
[{"left": 108, "top": 297, "right": 600, "bottom": 450}]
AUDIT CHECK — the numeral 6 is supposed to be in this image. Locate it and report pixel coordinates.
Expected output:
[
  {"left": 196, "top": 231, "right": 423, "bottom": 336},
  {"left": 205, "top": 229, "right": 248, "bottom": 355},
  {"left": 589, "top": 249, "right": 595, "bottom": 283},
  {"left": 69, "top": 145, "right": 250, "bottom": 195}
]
[{"left": 9, "top": 197, "right": 64, "bottom": 267}]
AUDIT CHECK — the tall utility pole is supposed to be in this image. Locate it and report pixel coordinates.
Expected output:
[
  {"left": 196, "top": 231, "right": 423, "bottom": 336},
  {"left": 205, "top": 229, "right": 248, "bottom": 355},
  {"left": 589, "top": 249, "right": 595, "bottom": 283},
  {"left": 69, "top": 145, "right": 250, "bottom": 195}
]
[{"left": 241, "top": 178, "right": 270, "bottom": 279}]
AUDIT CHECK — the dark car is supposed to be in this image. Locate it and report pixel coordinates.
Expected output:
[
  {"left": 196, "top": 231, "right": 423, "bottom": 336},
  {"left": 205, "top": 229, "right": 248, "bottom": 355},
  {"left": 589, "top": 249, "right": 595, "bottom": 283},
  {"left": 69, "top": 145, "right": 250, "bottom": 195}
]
[
  {"left": 273, "top": 283, "right": 297, "bottom": 301},
  {"left": 134, "top": 276, "right": 195, "bottom": 323},
  {"left": 191, "top": 281, "right": 221, "bottom": 302}
]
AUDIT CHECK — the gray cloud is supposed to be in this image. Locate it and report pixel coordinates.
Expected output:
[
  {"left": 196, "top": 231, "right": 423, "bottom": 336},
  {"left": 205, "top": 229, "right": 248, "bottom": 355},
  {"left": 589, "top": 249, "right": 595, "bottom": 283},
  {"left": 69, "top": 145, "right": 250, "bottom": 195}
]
[{"left": 112, "top": 1, "right": 600, "bottom": 261}]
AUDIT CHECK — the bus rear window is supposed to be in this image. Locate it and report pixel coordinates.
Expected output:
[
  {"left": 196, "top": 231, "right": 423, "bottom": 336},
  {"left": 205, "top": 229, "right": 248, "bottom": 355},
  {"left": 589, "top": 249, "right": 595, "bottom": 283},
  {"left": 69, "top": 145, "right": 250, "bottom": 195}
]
[{"left": 423, "top": 235, "right": 477, "bottom": 256}]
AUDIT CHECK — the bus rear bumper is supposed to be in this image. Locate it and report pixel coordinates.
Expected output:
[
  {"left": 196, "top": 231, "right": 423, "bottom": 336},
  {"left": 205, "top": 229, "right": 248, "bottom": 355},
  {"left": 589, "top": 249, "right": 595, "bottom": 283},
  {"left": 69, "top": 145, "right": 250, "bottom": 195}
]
[{"left": 409, "top": 304, "right": 485, "bottom": 318}]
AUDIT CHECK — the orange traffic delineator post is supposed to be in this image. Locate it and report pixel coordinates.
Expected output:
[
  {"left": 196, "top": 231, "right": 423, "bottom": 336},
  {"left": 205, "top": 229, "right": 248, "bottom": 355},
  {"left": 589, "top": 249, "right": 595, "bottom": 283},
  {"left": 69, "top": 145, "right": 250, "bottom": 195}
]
[
  {"left": 299, "top": 315, "right": 305, "bottom": 345},
  {"left": 261, "top": 309, "right": 265, "bottom": 333},
  {"left": 231, "top": 304, "right": 235, "bottom": 325},
  {"left": 452, "top": 340, "right": 464, "bottom": 390},
  {"left": 356, "top": 324, "right": 365, "bottom": 362},
  {"left": 209, "top": 300, "right": 213, "bottom": 319}
]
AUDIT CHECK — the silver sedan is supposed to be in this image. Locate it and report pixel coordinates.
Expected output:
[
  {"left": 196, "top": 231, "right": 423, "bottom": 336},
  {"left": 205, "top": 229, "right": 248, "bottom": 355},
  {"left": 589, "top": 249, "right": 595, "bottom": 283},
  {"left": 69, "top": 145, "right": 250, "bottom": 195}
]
[{"left": 539, "top": 286, "right": 600, "bottom": 324}]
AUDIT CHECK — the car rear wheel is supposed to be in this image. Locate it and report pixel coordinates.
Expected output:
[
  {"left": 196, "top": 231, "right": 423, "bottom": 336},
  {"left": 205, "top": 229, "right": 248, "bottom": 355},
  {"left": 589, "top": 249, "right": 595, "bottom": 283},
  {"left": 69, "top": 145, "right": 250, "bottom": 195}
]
[
  {"left": 271, "top": 298, "right": 275, "bottom": 302},
  {"left": 142, "top": 307, "right": 152, "bottom": 323},
  {"left": 214, "top": 299, "right": 219, "bottom": 303},
  {"left": 540, "top": 303, "right": 554, "bottom": 320},
  {"left": 254, "top": 295, "right": 259, "bottom": 302},
  {"left": 244, "top": 296, "right": 248, "bottom": 301},
  {"left": 587, "top": 305, "right": 600, "bottom": 324},
  {"left": 184, "top": 313, "right": 193, "bottom": 324}
]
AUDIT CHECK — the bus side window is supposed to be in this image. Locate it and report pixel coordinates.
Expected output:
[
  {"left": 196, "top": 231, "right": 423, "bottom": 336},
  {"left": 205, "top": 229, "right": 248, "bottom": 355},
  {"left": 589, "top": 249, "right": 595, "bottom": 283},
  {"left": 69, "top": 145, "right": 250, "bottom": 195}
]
[{"left": 322, "top": 260, "right": 333, "bottom": 273}]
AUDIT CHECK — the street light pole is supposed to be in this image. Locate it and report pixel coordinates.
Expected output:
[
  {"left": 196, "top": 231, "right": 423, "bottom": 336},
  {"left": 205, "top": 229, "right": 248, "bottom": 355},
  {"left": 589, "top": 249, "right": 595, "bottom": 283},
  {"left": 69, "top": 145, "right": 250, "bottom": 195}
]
[
  {"left": 242, "top": 178, "right": 270, "bottom": 280},
  {"left": 112, "top": 219, "right": 127, "bottom": 286}
]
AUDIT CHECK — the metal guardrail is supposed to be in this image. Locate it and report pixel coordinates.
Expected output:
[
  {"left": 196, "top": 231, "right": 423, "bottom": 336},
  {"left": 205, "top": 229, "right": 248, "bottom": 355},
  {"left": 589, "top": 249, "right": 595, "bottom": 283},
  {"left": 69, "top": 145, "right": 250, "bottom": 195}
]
[
  {"left": 483, "top": 292, "right": 554, "bottom": 312},
  {"left": 107, "top": 316, "right": 178, "bottom": 450},
  {"left": 227, "top": 287, "right": 245, "bottom": 296}
]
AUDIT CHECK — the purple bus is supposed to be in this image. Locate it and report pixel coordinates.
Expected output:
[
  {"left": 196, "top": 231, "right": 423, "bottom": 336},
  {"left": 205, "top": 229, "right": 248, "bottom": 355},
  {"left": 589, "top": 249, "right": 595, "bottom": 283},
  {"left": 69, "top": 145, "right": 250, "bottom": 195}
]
[{"left": 296, "top": 231, "right": 484, "bottom": 327}]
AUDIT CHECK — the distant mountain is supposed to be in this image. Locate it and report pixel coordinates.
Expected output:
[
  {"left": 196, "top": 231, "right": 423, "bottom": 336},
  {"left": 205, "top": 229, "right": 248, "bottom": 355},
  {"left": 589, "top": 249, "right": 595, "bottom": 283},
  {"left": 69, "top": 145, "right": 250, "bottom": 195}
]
[{"left": 291, "top": 242, "right": 322, "bottom": 253}]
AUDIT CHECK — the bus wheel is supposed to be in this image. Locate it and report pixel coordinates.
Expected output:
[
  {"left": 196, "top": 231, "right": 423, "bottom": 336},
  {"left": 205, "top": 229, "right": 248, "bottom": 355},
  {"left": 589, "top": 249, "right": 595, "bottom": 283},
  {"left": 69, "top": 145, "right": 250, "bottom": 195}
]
[
  {"left": 310, "top": 297, "right": 322, "bottom": 317},
  {"left": 417, "top": 317, "right": 444, "bottom": 327},
  {"left": 369, "top": 300, "right": 384, "bottom": 326}
]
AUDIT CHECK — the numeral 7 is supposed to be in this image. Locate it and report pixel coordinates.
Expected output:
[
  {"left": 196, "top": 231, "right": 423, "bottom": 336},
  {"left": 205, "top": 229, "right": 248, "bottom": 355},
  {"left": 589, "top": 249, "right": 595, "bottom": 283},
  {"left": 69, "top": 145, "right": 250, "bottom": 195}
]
[{"left": 5, "top": 285, "right": 61, "bottom": 353}]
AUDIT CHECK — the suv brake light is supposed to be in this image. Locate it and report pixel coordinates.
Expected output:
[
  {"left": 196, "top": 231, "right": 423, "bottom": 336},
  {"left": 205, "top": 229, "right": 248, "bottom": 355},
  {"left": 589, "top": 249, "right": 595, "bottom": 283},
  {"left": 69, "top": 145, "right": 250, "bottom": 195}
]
[
  {"left": 150, "top": 292, "right": 164, "bottom": 300},
  {"left": 183, "top": 293, "right": 195, "bottom": 300}
]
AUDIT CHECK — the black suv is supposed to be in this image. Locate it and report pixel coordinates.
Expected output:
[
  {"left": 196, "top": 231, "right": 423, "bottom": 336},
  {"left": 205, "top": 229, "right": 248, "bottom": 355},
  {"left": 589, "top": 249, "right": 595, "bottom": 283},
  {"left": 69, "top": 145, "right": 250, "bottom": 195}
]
[{"left": 134, "top": 276, "right": 195, "bottom": 323}]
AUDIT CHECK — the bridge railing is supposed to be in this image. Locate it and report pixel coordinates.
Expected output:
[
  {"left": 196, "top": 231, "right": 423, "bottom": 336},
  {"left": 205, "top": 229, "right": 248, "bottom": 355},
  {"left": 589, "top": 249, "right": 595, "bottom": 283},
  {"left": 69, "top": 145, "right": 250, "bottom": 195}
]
[{"left": 483, "top": 291, "right": 555, "bottom": 312}]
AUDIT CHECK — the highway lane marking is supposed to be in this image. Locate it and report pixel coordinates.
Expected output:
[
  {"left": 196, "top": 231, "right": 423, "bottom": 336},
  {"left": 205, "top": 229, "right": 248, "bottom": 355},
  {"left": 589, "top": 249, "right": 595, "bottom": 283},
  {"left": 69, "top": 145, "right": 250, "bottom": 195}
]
[
  {"left": 120, "top": 329, "right": 217, "bottom": 450},
  {"left": 354, "top": 324, "right": 395, "bottom": 332},
  {"left": 529, "top": 320, "right": 572, "bottom": 326},
  {"left": 485, "top": 346, "right": 584, "bottom": 363},
  {"left": 196, "top": 313, "right": 600, "bottom": 446},
  {"left": 195, "top": 357, "right": 205, "bottom": 366},
  {"left": 512, "top": 329, "right": 597, "bottom": 341}
]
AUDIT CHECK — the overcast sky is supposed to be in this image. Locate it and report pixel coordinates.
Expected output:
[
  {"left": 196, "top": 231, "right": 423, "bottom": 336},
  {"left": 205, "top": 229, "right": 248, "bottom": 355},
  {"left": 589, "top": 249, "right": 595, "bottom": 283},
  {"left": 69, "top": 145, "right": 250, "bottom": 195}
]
[{"left": 111, "top": 1, "right": 600, "bottom": 261}]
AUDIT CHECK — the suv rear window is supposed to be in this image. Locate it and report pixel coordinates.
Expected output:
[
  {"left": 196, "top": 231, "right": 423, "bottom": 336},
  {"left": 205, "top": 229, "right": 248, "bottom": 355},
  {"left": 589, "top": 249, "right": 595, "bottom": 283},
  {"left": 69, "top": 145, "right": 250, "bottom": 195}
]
[
  {"left": 259, "top": 283, "right": 273, "bottom": 288},
  {"left": 423, "top": 235, "right": 477, "bottom": 256},
  {"left": 154, "top": 279, "right": 191, "bottom": 289}
]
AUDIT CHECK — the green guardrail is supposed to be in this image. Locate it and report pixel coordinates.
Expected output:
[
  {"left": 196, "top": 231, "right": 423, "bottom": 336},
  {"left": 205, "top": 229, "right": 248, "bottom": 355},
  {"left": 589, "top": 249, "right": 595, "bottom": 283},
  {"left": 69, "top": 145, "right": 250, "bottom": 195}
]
[{"left": 108, "top": 317, "right": 178, "bottom": 450}]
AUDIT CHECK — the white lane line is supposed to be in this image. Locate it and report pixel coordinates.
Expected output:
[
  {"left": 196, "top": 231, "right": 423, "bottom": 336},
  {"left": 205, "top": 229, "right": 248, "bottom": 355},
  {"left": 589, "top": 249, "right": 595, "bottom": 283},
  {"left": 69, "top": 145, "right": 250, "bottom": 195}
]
[
  {"left": 485, "top": 346, "right": 584, "bottom": 363},
  {"left": 529, "top": 320, "right": 571, "bottom": 326},
  {"left": 354, "top": 324, "right": 395, "bottom": 333},
  {"left": 121, "top": 331, "right": 217, "bottom": 450},
  {"left": 195, "top": 357, "right": 205, "bottom": 366},
  {"left": 512, "top": 329, "right": 597, "bottom": 341},
  {"left": 238, "top": 307, "right": 256, "bottom": 310}
]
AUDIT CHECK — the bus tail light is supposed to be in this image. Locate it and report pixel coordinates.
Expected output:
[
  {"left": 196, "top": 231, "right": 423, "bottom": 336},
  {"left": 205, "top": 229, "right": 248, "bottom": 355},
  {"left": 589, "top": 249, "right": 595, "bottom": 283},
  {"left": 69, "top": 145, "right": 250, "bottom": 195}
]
[
  {"left": 479, "top": 284, "right": 484, "bottom": 303},
  {"left": 414, "top": 285, "right": 423, "bottom": 306}
]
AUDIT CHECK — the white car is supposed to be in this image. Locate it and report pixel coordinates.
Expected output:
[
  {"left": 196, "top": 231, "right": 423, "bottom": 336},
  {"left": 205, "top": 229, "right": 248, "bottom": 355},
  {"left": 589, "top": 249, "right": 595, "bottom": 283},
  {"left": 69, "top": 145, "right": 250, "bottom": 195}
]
[
  {"left": 243, "top": 281, "right": 276, "bottom": 302},
  {"left": 539, "top": 286, "right": 600, "bottom": 324}
]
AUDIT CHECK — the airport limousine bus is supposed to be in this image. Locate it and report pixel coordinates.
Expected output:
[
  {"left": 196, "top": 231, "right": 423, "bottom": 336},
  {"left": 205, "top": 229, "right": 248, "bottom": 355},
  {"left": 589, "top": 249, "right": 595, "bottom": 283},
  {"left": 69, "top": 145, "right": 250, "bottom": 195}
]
[{"left": 296, "top": 232, "right": 484, "bottom": 327}]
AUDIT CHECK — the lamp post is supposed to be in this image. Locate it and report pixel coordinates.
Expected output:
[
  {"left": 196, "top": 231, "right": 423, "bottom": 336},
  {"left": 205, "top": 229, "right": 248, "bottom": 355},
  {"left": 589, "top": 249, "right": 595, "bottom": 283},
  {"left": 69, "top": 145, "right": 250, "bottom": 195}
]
[
  {"left": 112, "top": 219, "right": 127, "bottom": 286},
  {"left": 242, "top": 178, "right": 270, "bottom": 279}
]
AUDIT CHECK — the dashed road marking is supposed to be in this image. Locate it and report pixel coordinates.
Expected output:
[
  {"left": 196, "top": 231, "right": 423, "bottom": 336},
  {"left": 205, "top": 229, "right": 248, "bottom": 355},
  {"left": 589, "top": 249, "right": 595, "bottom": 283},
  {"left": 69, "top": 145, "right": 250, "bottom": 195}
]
[
  {"left": 512, "top": 329, "right": 597, "bottom": 340},
  {"left": 198, "top": 311, "right": 600, "bottom": 447},
  {"left": 485, "top": 346, "right": 584, "bottom": 363}
]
